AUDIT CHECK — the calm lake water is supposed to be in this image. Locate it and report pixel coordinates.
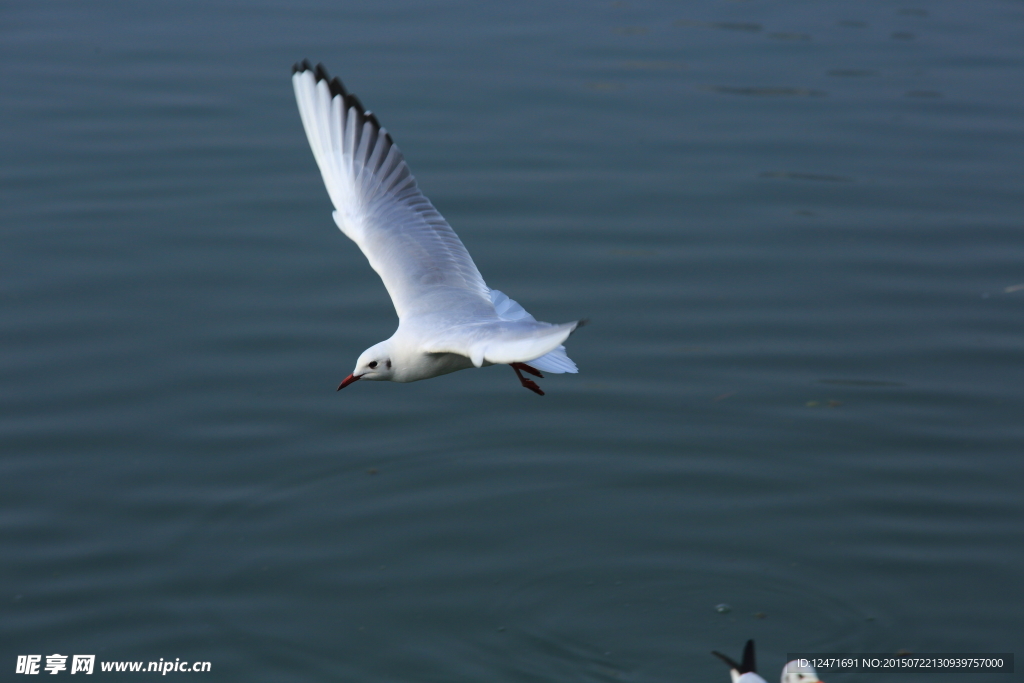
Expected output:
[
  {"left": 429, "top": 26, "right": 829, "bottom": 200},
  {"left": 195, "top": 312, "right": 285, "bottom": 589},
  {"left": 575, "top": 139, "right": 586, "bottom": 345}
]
[{"left": 2, "top": 0, "right": 1022, "bottom": 680}]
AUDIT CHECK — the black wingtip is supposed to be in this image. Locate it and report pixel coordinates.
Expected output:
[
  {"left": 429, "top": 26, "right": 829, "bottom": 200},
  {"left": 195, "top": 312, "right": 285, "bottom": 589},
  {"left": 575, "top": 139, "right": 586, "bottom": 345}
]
[
  {"left": 712, "top": 640, "right": 757, "bottom": 675},
  {"left": 348, "top": 91, "right": 367, "bottom": 111},
  {"left": 712, "top": 651, "right": 742, "bottom": 671},
  {"left": 293, "top": 61, "right": 350, "bottom": 99},
  {"left": 741, "top": 640, "right": 757, "bottom": 674},
  {"left": 293, "top": 61, "right": 393, "bottom": 149},
  {"left": 296, "top": 61, "right": 374, "bottom": 120},
  {"left": 328, "top": 76, "right": 347, "bottom": 98}
]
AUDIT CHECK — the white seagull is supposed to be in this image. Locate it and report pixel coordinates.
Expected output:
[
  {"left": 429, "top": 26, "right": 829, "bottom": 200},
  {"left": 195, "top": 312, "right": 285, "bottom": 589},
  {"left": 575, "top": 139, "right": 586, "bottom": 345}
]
[
  {"left": 291, "top": 61, "right": 583, "bottom": 396},
  {"left": 713, "top": 640, "right": 824, "bottom": 683}
]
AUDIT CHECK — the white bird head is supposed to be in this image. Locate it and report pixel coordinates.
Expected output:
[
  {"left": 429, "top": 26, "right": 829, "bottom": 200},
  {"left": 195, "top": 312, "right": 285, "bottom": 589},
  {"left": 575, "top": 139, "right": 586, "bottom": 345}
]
[
  {"left": 338, "top": 340, "right": 395, "bottom": 389},
  {"left": 781, "top": 660, "right": 822, "bottom": 683}
]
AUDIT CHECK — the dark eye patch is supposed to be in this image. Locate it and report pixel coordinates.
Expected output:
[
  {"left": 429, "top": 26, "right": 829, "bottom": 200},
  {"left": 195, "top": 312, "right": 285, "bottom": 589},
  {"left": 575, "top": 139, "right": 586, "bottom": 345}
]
[
  {"left": 386, "top": 360, "right": 392, "bottom": 369},
  {"left": 369, "top": 361, "right": 378, "bottom": 369}
]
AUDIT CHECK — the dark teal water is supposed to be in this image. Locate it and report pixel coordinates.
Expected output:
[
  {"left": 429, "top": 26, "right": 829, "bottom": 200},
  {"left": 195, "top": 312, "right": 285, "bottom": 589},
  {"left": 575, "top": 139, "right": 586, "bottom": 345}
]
[{"left": 2, "top": 1, "right": 1022, "bottom": 680}]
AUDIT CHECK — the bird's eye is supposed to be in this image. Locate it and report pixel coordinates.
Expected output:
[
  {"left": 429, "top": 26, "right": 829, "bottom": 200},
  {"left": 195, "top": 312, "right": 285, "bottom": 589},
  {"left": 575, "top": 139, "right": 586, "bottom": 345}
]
[{"left": 369, "top": 361, "right": 378, "bottom": 369}]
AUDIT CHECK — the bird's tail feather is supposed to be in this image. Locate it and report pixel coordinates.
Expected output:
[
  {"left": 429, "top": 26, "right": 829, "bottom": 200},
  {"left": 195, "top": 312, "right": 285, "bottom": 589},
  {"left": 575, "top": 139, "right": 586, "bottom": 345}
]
[{"left": 489, "top": 289, "right": 578, "bottom": 373}]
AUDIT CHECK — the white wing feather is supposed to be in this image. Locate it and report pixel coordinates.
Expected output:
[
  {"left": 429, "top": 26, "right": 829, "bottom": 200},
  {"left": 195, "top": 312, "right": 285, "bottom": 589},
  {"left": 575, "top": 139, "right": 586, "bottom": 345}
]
[{"left": 292, "top": 62, "right": 490, "bottom": 319}]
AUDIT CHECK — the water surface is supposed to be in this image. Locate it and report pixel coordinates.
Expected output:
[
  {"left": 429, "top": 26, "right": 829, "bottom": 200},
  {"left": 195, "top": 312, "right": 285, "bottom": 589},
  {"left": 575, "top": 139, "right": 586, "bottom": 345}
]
[{"left": 2, "top": 0, "right": 1022, "bottom": 680}]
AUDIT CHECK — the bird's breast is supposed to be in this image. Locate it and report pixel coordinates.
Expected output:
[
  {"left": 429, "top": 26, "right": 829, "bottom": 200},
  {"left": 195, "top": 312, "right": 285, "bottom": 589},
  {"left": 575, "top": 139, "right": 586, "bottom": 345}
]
[{"left": 396, "top": 351, "right": 474, "bottom": 382}]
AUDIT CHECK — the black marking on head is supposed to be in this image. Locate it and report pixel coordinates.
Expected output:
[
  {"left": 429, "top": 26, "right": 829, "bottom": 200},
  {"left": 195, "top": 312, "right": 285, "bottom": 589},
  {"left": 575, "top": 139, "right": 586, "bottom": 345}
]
[{"left": 386, "top": 360, "right": 392, "bottom": 369}]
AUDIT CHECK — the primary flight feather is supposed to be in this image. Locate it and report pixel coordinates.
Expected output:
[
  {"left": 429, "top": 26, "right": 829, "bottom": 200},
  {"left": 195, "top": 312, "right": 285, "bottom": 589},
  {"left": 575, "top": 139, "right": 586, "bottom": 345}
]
[{"left": 291, "top": 61, "right": 582, "bottom": 395}]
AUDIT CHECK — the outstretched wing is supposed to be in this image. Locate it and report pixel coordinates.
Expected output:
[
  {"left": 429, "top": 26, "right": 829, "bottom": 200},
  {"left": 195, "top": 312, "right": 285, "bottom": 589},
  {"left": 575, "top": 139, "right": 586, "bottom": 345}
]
[{"left": 292, "top": 61, "right": 492, "bottom": 320}]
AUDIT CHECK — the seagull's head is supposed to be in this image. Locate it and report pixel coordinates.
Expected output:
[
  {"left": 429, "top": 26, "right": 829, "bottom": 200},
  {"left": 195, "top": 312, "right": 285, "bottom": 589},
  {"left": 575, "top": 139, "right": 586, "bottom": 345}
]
[
  {"left": 338, "top": 341, "right": 395, "bottom": 390},
  {"left": 781, "top": 662, "right": 821, "bottom": 683}
]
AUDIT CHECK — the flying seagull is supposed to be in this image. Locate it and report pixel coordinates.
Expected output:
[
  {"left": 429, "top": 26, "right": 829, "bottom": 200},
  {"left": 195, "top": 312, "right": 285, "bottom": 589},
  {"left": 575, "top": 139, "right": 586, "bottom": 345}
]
[{"left": 291, "top": 61, "right": 583, "bottom": 395}]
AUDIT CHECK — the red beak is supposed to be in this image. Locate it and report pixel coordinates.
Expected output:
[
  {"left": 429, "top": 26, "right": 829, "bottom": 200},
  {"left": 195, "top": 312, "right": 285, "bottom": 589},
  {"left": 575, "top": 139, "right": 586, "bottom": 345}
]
[{"left": 337, "top": 373, "right": 362, "bottom": 391}]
